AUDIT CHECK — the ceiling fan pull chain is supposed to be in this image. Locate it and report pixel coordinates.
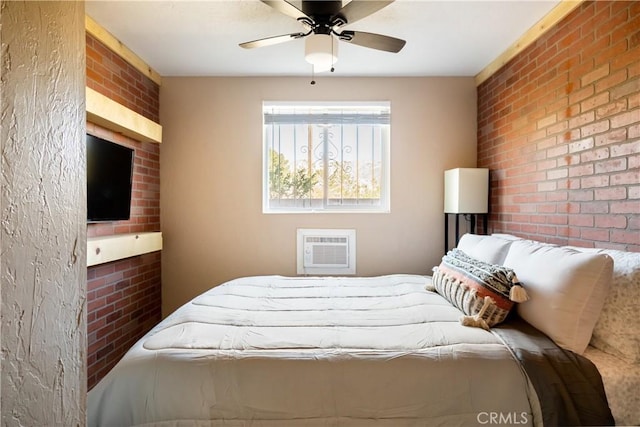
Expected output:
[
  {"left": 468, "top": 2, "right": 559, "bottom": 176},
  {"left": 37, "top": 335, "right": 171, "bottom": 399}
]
[
  {"left": 310, "top": 64, "right": 316, "bottom": 85},
  {"left": 331, "top": 36, "right": 335, "bottom": 73}
]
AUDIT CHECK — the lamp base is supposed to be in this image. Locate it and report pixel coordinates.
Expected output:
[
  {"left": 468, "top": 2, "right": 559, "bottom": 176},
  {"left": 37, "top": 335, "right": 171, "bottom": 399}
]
[{"left": 444, "top": 213, "right": 488, "bottom": 254}]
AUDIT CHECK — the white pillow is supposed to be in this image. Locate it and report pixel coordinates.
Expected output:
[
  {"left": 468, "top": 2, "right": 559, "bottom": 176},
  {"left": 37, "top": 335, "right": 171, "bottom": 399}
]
[
  {"left": 504, "top": 239, "right": 613, "bottom": 354},
  {"left": 457, "top": 233, "right": 513, "bottom": 265}
]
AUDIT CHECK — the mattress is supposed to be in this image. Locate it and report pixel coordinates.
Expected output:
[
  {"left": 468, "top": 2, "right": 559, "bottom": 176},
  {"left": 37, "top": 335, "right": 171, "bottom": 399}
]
[{"left": 88, "top": 274, "right": 608, "bottom": 426}]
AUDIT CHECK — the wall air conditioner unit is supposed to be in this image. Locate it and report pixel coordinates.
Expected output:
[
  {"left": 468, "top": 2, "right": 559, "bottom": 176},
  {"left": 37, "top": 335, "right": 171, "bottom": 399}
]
[{"left": 296, "top": 229, "right": 356, "bottom": 275}]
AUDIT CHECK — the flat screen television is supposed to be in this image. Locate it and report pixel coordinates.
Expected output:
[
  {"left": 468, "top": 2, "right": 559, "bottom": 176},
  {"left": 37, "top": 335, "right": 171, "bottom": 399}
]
[{"left": 87, "top": 134, "right": 134, "bottom": 222}]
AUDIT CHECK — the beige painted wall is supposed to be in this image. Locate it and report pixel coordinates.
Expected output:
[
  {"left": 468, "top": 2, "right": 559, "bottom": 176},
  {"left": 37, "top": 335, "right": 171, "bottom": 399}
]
[
  {"left": 1, "top": 1, "right": 86, "bottom": 424},
  {"left": 160, "top": 77, "right": 477, "bottom": 315}
]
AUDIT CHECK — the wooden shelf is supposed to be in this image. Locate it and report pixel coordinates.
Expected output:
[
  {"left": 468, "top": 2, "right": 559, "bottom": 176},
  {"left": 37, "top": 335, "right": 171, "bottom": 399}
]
[
  {"left": 87, "top": 232, "right": 163, "bottom": 267},
  {"left": 86, "top": 87, "right": 162, "bottom": 144}
]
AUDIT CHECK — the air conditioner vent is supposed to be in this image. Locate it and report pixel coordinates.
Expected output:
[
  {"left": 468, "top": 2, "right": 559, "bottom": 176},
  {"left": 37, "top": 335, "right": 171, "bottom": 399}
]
[{"left": 297, "top": 229, "right": 356, "bottom": 275}]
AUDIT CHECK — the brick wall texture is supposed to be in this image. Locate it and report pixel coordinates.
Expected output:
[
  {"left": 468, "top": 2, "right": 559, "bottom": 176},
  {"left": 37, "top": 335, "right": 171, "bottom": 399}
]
[
  {"left": 86, "top": 33, "right": 159, "bottom": 122},
  {"left": 478, "top": 1, "right": 639, "bottom": 252},
  {"left": 86, "top": 33, "right": 161, "bottom": 390}
]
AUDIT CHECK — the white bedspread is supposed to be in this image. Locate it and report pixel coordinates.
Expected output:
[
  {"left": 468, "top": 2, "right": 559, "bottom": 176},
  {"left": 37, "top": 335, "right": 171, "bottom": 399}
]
[{"left": 88, "top": 275, "right": 541, "bottom": 426}]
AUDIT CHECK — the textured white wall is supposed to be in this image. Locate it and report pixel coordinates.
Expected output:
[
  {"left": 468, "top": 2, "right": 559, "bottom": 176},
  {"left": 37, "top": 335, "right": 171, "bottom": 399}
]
[{"left": 1, "top": 1, "right": 86, "bottom": 424}]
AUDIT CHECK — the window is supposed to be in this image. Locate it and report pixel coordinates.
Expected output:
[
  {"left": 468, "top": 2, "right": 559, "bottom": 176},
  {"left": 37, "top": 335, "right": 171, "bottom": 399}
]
[{"left": 263, "top": 101, "right": 390, "bottom": 213}]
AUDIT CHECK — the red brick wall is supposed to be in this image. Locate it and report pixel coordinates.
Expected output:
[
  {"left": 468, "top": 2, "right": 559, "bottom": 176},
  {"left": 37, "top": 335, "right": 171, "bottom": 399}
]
[
  {"left": 478, "top": 1, "right": 639, "bottom": 251},
  {"left": 86, "top": 33, "right": 162, "bottom": 389},
  {"left": 86, "top": 33, "right": 159, "bottom": 122},
  {"left": 86, "top": 252, "right": 161, "bottom": 389}
]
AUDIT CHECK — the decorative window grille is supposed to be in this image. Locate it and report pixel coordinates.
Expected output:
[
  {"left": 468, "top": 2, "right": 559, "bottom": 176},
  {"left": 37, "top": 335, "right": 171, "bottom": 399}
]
[{"left": 263, "top": 101, "right": 391, "bottom": 213}]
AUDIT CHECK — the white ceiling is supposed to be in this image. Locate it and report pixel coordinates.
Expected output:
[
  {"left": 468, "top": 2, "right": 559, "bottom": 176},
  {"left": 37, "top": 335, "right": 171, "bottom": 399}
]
[{"left": 85, "top": 0, "right": 561, "bottom": 78}]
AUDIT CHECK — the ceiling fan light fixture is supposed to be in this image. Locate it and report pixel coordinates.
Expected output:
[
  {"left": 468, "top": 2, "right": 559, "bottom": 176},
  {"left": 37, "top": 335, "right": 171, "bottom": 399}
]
[{"left": 305, "top": 33, "right": 338, "bottom": 73}]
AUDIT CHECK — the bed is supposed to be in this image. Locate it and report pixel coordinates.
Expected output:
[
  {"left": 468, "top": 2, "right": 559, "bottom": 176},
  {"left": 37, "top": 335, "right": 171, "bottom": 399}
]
[{"left": 88, "top": 272, "right": 615, "bottom": 426}]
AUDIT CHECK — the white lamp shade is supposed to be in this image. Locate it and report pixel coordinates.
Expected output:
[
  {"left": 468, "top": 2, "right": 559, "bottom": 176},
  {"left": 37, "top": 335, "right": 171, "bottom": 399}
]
[
  {"left": 444, "top": 168, "right": 489, "bottom": 214},
  {"left": 305, "top": 34, "right": 338, "bottom": 73}
]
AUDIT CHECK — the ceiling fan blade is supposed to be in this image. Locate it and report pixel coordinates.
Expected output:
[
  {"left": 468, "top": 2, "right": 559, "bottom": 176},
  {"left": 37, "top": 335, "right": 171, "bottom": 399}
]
[
  {"left": 261, "top": 0, "right": 311, "bottom": 22},
  {"left": 332, "top": 1, "right": 395, "bottom": 26},
  {"left": 339, "top": 30, "right": 406, "bottom": 53},
  {"left": 239, "top": 32, "right": 306, "bottom": 49}
]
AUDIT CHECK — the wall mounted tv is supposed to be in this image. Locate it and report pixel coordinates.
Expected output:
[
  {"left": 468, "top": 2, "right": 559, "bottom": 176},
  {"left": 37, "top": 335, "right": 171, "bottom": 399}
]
[{"left": 87, "top": 134, "right": 134, "bottom": 222}]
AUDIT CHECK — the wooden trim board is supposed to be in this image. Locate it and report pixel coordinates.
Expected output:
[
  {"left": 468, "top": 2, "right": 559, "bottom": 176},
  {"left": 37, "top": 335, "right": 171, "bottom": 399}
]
[
  {"left": 86, "top": 87, "right": 162, "bottom": 143},
  {"left": 86, "top": 14, "right": 162, "bottom": 86},
  {"left": 475, "top": 0, "right": 585, "bottom": 86},
  {"left": 87, "top": 232, "right": 163, "bottom": 266}
]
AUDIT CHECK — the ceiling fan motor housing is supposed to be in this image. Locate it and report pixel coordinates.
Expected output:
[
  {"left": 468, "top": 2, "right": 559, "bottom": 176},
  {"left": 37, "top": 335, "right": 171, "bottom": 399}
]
[
  {"left": 299, "top": 0, "right": 344, "bottom": 34},
  {"left": 301, "top": 1, "right": 343, "bottom": 20}
]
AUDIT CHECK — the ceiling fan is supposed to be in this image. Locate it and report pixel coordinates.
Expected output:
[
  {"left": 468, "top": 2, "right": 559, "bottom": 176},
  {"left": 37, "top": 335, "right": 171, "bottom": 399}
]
[{"left": 239, "top": 1, "right": 406, "bottom": 73}]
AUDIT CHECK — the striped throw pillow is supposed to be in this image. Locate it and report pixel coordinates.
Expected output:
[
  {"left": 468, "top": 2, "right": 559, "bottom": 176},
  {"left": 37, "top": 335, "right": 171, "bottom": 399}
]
[{"left": 429, "top": 248, "right": 529, "bottom": 329}]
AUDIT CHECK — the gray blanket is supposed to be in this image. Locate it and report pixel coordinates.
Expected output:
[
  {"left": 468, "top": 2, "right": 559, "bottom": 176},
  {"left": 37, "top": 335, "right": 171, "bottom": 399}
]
[{"left": 494, "top": 318, "right": 614, "bottom": 426}]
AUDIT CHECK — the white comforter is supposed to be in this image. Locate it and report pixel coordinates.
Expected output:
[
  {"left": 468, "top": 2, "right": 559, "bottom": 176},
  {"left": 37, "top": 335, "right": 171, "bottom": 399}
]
[{"left": 88, "top": 275, "right": 541, "bottom": 426}]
